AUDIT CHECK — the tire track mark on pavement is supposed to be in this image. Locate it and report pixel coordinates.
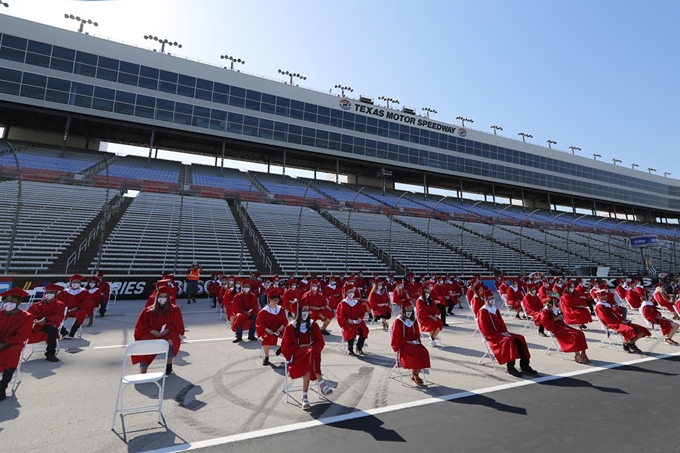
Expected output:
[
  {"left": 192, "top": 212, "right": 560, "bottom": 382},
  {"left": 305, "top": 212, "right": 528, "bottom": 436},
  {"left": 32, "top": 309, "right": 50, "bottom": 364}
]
[
  {"left": 309, "top": 366, "right": 373, "bottom": 419},
  {"left": 238, "top": 373, "right": 290, "bottom": 433}
]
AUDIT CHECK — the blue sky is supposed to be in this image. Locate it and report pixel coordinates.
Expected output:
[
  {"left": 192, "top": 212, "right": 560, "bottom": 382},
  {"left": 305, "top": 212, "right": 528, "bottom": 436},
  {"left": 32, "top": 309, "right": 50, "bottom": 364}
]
[{"left": 3, "top": 0, "right": 679, "bottom": 180}]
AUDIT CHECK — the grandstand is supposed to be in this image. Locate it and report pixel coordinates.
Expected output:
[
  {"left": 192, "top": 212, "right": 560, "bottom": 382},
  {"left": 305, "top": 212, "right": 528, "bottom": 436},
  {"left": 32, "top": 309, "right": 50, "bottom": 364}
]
[{"left": 191, "top": 164, "right": 261, "bottom": 199}]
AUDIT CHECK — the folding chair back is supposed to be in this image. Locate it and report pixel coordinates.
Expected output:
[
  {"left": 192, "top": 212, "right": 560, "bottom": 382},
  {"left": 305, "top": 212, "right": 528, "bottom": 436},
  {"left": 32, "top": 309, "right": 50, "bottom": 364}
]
[
  {"left": 478, "top": 338, "right": 498, "bottom": 370},
  {"left": 26, "top": 307, "right": 69, "bottom": 361},
  {"left": 111, "top": 340, "right": 169, "bottom": 430},
  {"left": 11, "top": 340, "right": 28, "bottom": 393},
  {"left": 282, "top": 359, "right": 321, "bottom": 404},
  {"left": 596, "top": 317, "right": 620, "bottom": 350},
  {"left": 543, "top": 331, "right": 565, "bottom": 359},
  {"left": 388, "top": 351, "right": 428, "bottom": 386}
]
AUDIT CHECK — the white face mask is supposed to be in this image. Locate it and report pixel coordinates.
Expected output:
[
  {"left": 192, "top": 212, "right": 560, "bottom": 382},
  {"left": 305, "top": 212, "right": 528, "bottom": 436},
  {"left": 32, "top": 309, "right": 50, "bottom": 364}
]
[
  {"left": 157, "top": 297, "right": 168, "bottom": 305},
  {"left": 405, "top": 311, "right": 413, "bottom": 318},
  {"left": 552, "top": 308, "right": 559, "bottom": 315},
  {"left": 43, "top": 293, "right": 55, "bottom": 300},
  {"left": 301, "top": 311, "right": 309, "bottom": 320},
  {"left": 424, "top": 292, "right": 431, "bottom": 298},
  {"left": 71, "top": 283, "right": 81, "bottom": 289},
  {"left": 88, "top": 282, "right": 96, "bottom": 288},
  {"left": 243, "top": 287, "right": 250, "bottom": 293},
  {"left": 311, "top": 286, "right": 318, "bottom": 291},
  {"left": 2, "top": 302, "right": 17, "bottom": 311},
  {"left": 488, "top": 299, "right": 496, "bottom": 306}
]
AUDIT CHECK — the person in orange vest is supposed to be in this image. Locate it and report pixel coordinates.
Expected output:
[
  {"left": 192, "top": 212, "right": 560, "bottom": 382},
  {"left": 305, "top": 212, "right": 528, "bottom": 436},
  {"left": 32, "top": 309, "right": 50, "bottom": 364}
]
[{"left": 186, "top": 261, "right": 202, "bottom": 304}]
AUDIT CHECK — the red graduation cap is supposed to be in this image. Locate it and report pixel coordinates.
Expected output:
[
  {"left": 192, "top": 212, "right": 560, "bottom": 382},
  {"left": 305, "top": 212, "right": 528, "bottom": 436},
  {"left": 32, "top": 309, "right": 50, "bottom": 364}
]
[
  {"left": 0, "top": 287, "right": 29, "bottom": 299},
  {"left": 70, "top": 274, "right": 85, "bottom": 282},
  {"left": 44, "top": 283, "right": 64, "bottom": 292}
]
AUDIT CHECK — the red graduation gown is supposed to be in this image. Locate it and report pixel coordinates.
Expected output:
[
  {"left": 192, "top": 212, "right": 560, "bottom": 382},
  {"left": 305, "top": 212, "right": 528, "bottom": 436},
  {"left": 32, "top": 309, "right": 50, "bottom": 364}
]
[
  {"left": 477, "top": 305, "right": 531, "bottom": 365},
  {"left": 336, "top": 299, "right": 369, "bottom": 341},
  {"left": 231, "top": 292, "right": 259, "bottom": 332},
  {"left": 595, "top": 302, "right": 650, "bottom": 342},
  {"left": 256, "top": 306, "right": 288, "bottom": 346},
  {"left": 390, "top": 317, "right": 430, "bottom": 370},
  {"left": 57, "top": 288, "right": 89, "bottom": 324},
  {"left": 415, "top": 297, "right": 443, "bottom": 333},
  {"left": 300, "top": 290, "right": 333, "bottom": 321},
  {"left": 522, "top": 293, "right": 544, "bottom": 323},
  {"left": 538, "top": 308, "right": 588, "bottom": 353},
  {"left": 281, "top": 321, "right": 325, "bottom": 380},
  {"left": 625, "top": 289, "right": 643, "bottom": 309},
  {"left": 505, "top": 287, "right": 523, "bottom": 309},
  {"left": 641, "top": 301, "right": 674, "bottom": 336},
  {"left": 324, "top": 285, "right": 343, "bottom": 310},
  {"left": 27, "top": 299, "right": 67, "bottom": 343},
  {"left": 653, "top": 291, "right": 675, "bottom": 313},
  {"left": 369, "top": 290, "right": 391, "bottom": 317},
  {"left": 392, "top": 288, "right": 412, "bottom": 309},
  {"left": 0, "top": 309, "right": 33, "bottom": 372},
  {"left": 132, "top": 304, "right": 185, "bottom": 365},
  {"left": 283, "top": 287, "right": 303, "bottom": 315},
  {"left": 560, "top": 292, "right": 592, "bottom": 325},
  {"left": 470, "top": 295, "right": 485, "bottom": 318}
]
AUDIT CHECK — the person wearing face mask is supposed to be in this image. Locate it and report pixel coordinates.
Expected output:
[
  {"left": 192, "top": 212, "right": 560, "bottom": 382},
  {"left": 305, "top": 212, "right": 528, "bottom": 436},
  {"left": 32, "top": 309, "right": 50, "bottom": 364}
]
[
  {"left": 538, "top": 293, "right": 590, "bottom": 363},
  {"left": 652, "top": 284, "right": 677, "bottom": 320},
  {"left": 221, "top": 277, "right": 238, "bottom": 323},
  {"left": 560, "top": 281, "right": 592, "bottom": 330},
  {"left": 337, "top": 288, "right": 369, "bottom": 355},
  {"left": 300, "top": 280, "right": 334, "bottom": 335},
  {"left": 369, "top": 281, "right": 392, "bottom": 330},
  {"left": 505, "top": 279, "right": 524, "bottom": 319},
  {"left": 298, "top": 273, "right": 310, "bottom": 293},
  {"left": 391, "top": 305, "right": 430, "bottom": 386},
  {"left": 96, "top": 272, "right": 111, "bottom": 318},
  {"left": 324, "top": 277, "right": 343, "bottom": 311},
  {"left": 27, "top": 283, "right": 66, "bottom": 362},
  {"left": 207, "top": 273, "right": 222, "bottom": 309},
  {"left": 0, "top": 287, "right": 33, "bottom": 400},
  {"left": 522, "top": 284, "right": 547, "bottom": 337},
  {"left": 415, "top": 285, "right": 443, "bottom": 346},
  {"left": 146, "top": 279, "right": 177, "bottom": 308},
  {"left": 595, "top": 288, "right": 650, "bottom": 353},
  {"left": 470, "top": 288, "right": 491, "bottom": 318},
  {"left": 57, "top": 274, "right": 88, "bottom": 339},
  {"left": 283, "top": 281, "right": 303, "bottom": 319},
  {"left": 640, "top": 297, "right": 679, "bottom": 345},
  {"left": 231, "top": 281, "right": 259, "bottom": 343},
  {"left": 266, "top": 276, "right": 285, "bottom": 304},
  {"left": 185, "top": 262, "right": 202, "bottom": 305},
  {"left": 281, "top": 304, "right": 332, "bottom": 409},
  {"left": 256, "top": 294, "right": 288, "bottom": 365},
  {"left": 430, "top": 276, "right": 451, "bottom": 327},
  {"left": 132, "top": 286, "right": 185, "bottom": 375},
  {"left": 478, "top": 291, "right": 538, "bottom": 378},
  {"left": 392, "top": 280, "right": 413, "bottom": 309},
  {"left": 83, "top": 276, "right": 101, "bottom": 327}
]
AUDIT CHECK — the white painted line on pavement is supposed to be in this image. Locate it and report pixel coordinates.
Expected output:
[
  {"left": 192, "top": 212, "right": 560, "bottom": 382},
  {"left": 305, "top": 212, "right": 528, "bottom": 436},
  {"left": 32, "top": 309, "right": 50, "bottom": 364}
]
[
  {"left": 141, "top": 350, "right": 680, "bottom": 453},
  {"left": 94, "top": 336, "right": 235, "bottom": 349}
]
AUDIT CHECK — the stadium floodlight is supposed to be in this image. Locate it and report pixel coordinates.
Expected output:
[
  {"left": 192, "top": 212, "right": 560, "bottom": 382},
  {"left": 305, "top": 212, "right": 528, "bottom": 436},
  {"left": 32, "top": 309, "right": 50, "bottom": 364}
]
[
  {"left": 593, "top": 153, "right": 601, "bottom": 160},
  {"left": 144, "top": 35, "right": 182, "bottom": 54},
  {"left": 647, "top": 167, "right": 656, "bottom": 174},
  {"left": 631, "top": 163, "right": 639, "bottom": 170},
  {"left": 664, "top": 172, "right": 671, "bottom": 178},
  {"left": 220, "top": 55, "right": 245, "bottom": 70},
  {"left": 518, "top": 132, "right": 533, "bottom": 143},
  {"left": 65, "top": 14, "right": 98, "bottom": 33},
  {"left": 490, "top": 125, "right": 503, "bottom": 135},
  {"left": 456, "top": 116, "right": 474, "bottom": 127},
  {"left": 546, "top": 139, "right": 557, "bottom": 149},
  {"left": 378, "top": 96, "right": 399, "bottom": 109},
  {"left": 568, "top": 146, "right": 581, "bottom": 154},
  {"left": 334, "top": 84, "right": 353, "bottom": 97},
  {"left": 612, "top": 158, "right": 622, "bottom": 166},
  {"left": 422, "top": 107, "right": 437, "bottom": 119},
  {"left": 278, "top": 69, "right": 307, "bottom": 85}
]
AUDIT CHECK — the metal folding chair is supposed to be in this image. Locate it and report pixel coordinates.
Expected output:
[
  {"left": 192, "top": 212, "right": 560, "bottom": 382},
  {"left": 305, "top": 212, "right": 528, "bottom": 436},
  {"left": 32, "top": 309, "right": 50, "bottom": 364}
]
[
  {"left": 11, "top": 340, "right": 29, "bottom": 394},
  {"left": 25, "top": 307, "right": 68, "bottom": 361},
  {"left": 596, "top": 318, "right": 621, "bottom": 350},
  {"left": 478, "top": 338, "right": 498, "bottom": 370},
  {"left": 387, "top": 351, "right": 428, "bottom": 386},
  {"left": 543, "top": 331, "right": 565, "bottom": 359},
  {"left": 282, "top": 359, "right": 321, "bottom": 404}
]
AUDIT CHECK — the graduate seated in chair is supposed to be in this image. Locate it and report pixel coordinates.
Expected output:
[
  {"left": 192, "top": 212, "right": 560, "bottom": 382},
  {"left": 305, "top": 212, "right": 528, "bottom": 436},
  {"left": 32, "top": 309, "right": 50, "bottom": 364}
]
[
  {"left": 538, "top": 292, "right": 590, "bottom": 364},
  {"left": 477, "top": 292, "right": 538, "bottom": 378},
  {"left": 415, "top": 285, "right": 443, "bottom": 346},
  {"left": 391, "top": 306, "right": 430, "bottom": 386},
  {"left": 337, "top": 288, "right": 369, "bottom": 356},
  {"left": 640, "top": 299, "right": 679, "bottom": 345},
  {"left": 595, "top": 288, "right": 650, "bottom": 353},
  {"left": 368, "top": 280, "right": 391, "bottom": 330},
  {"left": 27, "top": 283, "right": 66, "bottom": 362},
  {"left": 256, "top": 294, "right": 288, "bottom": 365},
  {"left": 57, "top": 274, "right": 89, "bottom": 339},
  {"left": 0, "top": 287, "right": 33, "bottom": 400}
]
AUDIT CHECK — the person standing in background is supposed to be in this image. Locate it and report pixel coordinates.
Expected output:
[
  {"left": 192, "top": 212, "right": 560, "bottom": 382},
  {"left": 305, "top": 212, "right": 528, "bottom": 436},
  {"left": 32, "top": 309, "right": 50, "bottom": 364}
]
[{"left": 186, "top": 262, "right": 202, "bottom": 305}]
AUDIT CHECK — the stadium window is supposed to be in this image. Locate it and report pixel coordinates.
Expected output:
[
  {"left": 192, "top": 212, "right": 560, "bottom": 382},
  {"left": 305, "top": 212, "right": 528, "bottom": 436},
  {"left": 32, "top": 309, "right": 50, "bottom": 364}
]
[
  {"left": 178, "top": 74, "right": 195, "bottom": 87},
  {"left": 51, "top": 45, "right": 75, "bottom": 62},
  {"left": 50, "top": 57, "right": 74, "bottom": 73},
  {"left": 72, "top": 82, "right": 94, "bottom": 97},
  {"left": 46, "top": 88, "right": 69, "bottom": 104},
  {"left": 196, "top": 77, "right": 213, "bottom": 90},
  {"left": 22, "top": 72, "right": 47, "bottom": 87},
  {"left": 245, "top": 98, "right": 261, "bottom": 111},
  {"left": 74, "top": 62, "right": 97, "bottom": 78},
  {"left": 174, "top": 111, "right": 191, "bottom": 126},
  {"left": 159, "top": 70, "right": 178, "bottom": 83},
  {"left": 209, "top": 109, "right": 227, "bottom": 131},
  {"left": 140, "top": 65, "right": 159, "bottom": 78},
  {"left": 25, "top": 52, "right": 50, "bottom": 68},
  {"left": 273, "top": 121, "right": 288, "bottom": 141},
  {"left": 316, "top": 114, "right": 330, "bottom": 125},
  {"left": 0, "top": 44, "right": 25, "bottom": 63},
  {"left": 303, "top": 110, "right": 317, "bottom": 123},
  {"left": 27, "top": 40, "right": 51, "bottom": 55},
  {"left": 290, "top": 108, "right": 304, "bottom": 120},
  {"left": 159, "top": 81, "right": 177, "bottom": 95},
  {"left": 119, "top": 61, "right": 139, "bottom": 74},
  {"left": 259, "top": 118, "right": 274, "bottom": 131},
  {"left": 376, "top": 141, "right": 387, "bottom": 159},
  {"left": 0, "top": 67, "right": 22, "bottom": 83},
  {"left": 329, "top": 110, "right": 342, "bottom": 128},
  {"left": 115, "top": 91, "right": 135, "bottom": 104},
  {"left": 302, "top": 127, "right": 315, "bottom": 146},
  {"left": 98, "top": 56, "right": 119, "bottom": 71},
  {"left": 76, "top": 51, "right": 97, "bottom": 65},
  {"left": 355, "top": 121, "right": 366, "bottom": 133},
  {"left": 136, "top": 94, "right": 155, "bottom": 109},
  {"left": 195, "top": 88, "right": 212, "bottom": 102},
  {"left": 47, "top": 77, "right": 70, "bottom": 93},
  {"left": 113, "top": 99, "right": 134, "bottom": 115},
  {"left": 212, "top": 82, "right": 229, "bottom": 104},
  {"left": 20, "top": 84, "right": 44, "bottom": 100},
  {"left": 193, "top": 105, "right": 210, "bottom": 119},
  {"left": 229, "top": 92, "right": 245, "bottom": 108},
  {"left": 1, "top": 34, "right": 26, "bottom": 50},
  {"left": 92, "top": 97, "right": 114, "bottom": 112},
  {"left": 177, "top": 84, "right": 195, "bottom": 98},
  {"left": 96, "top": 67, "right": 118, "bottom": 82},
  {"left": 245, "top": 89, "right": 261, "bottom": 101},
  {"left": 328, "top": 140, "right": 340, "bottom": 151},
  {"left": 118, "top": 71, "right": 139, "bottom": 87},
  {"left": 261, "top": 102, "right": 276, "bottom": 114}
]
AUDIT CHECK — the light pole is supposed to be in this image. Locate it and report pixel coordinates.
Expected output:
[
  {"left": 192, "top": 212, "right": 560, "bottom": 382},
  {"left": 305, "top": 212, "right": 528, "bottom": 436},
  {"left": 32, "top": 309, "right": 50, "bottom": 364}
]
[
  {"left": 664, "top": 172, "right": 671, "bottom": 178},
  {"left": 612, "top": 158, "right": 622, "bottom": 166},
  {"left": 546, "top": 139, "right": 557, "bottom": 149},
  {"left": 568, "top": 146, "right": 581, "bottom": 155},
  {"left": 593, "top": 153, "right": 601, "bottom": 161},
  {"left": 144, "top": 35, "right": 182, "bottom": 54},
  {"left": 335, "top": 84, "right": 353, "bottom": 97},
  {"left": 378, "top": 96, "right": 399, "bottom": 109},
  {"left": 518, "top": 132, "right": 533, "bottom": 143},
  {"left": 422, "top": 107, "right": 437, "bottom": 119},
  {"left": 456, "top": 116, "right": 474, "bottom": 127},
  {"left": 631, "top": 163, "right": 639, "bottom": 170},
  {"left": 220, "top": 55, "right": 245, "bottom": 70},
  {"left": 647, "top": 167, "right": 656, "bottom": 174},
  {"left": 65, "top": 14, "right": 98, "bottom": 33},
  {"left": 490, "top": 125, "right": 503, "bottom": 135},
  {"left": 278, "top": 69, "right": 306, "bottom": 85}
]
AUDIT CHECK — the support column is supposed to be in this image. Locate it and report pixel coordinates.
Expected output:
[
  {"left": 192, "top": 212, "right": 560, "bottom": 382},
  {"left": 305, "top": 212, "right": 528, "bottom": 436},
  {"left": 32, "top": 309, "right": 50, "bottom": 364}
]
[
  {"left": 314, "top": 165, "right": 317, "bottom": 180},
  {"left": 60, "top": 114, "right": 72, "bottom": 158},
  {"left": 282, "top": 150, "right": 286, "bottom": 182},
  {"left": 336, "top": 157, "right": 339, "bottom": 189},
  {"left": 571, "top": 197, "right": 576, "bottom": 215},
  {"left": 547, "top": 193, "right": 552, "bottom": 211},
  {"left": 147, "top": 127, "right": 155, "bottom": 167},
  {"left": 521, "top": 188, "right": 526, "bottom": 212},
  {"left": 423, "top": 172, "right": 428, "bottom": 200},
  {"left": 220, "top": 139, "right": 225, "bottom": 175},
  {"left": 592, "top": 200, "right": 597, "bottom": 216},
  {"left": 1, "top": 125, "right": 9, "bottom": 139},
  {"left": 491, "top": 184, "right": 497, "bottom": 207}
]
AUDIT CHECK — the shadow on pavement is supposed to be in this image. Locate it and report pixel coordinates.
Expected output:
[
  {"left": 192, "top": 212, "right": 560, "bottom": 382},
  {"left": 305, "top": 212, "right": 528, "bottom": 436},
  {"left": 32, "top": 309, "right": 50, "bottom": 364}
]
[
  {"left": 0, "top": 394, "right": 21, "bottom": 429},
  {"left": 538, "top": 376, "right": 627, "bottom": 394},
  {"left": 313, "top": 402, "right": 406, "bottom": 442},
  {"left": 112, "top": 413, "right": 190, "bottom": 453},
  {"left": 451, "top": 393, "right": 528, "bottom": 415}
]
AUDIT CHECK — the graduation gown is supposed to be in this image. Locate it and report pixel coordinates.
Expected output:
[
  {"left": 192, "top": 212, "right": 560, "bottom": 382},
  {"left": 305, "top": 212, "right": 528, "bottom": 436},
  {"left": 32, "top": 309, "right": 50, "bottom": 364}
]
[
  {"left": 560, "top": 292, "right": 592, "bottom": 325},
  {"left": 470, "top": 295, "right": 485, "bottom": 318},
  {"left": 0, "top": 309, "right": 33, "bottom": 372},
  {"left": 300, "top": 290, "right": 333, "bottom": 321},
  {"left": 415, "top": 297, "right": 443, "bottom": 333},
  {"left": 85, "top": 287, "right": 101, "bottom": 316},
  {"left": 27, "top": 299, "right": 67, "bottom": 343},
  {"left": 390, "top": 317, "right": 430, "bottom": 370},
  {"left": 231, "top": 292, "right": 259, "bottom": 332},
  {"left": 653, "top": 290, "right": 675, "bottom": 313},
  {"left": 641, "top": 301, "right": 674, "bottom": 336},
  {"left": 625, "top": 289, "right": 643, "bottom": 309},
  {"left": 336, "top": 299, "right": 369, "bottom": 341},
  {"left": 324, "top": 284, "right": 343, "bottom": 310},
  {"left": 57, "top": 288, "right": 89, "bottom": 324},
  {"left": 595, "top": 302, "right": 650, "bottom": 342},
  {"left": 281, "top": 321, "right": 325, "bottom": 380},
  {"left": 369, "top": 290, "right": 391, "bottom": 317},
  {"left": 283, "top": 288, "right": 303, "bottom": 315},
  {"left": 256, "top": 305, "right": 288, "bottom": 346},
  {"left": 538, "top": 308, "right": 588, "bottom": 353},
  {"left": 522, "top": 293, "right": 544, "bottom": 324},
  {"left": 505, "top": 287, "right": 523, "bottom": 309},
  {"left": 477, "top": 305, "right": 531, "bottom": 365},
  {"left": 132, "top": 304, "right": 185, "bottom": 365}
]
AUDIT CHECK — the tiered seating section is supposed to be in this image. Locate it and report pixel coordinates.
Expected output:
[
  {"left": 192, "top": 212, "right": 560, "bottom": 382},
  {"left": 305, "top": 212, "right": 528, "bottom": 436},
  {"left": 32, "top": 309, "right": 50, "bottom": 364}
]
[
  {"left": 243, "top": 202, "right": 389, "bottom": 274},
  {"left": 191, "top": 165, "right": 260, "bottom": 200},
  {"left": 91, "top": 193, "right": 256, "bottom": 275},
  {"left": 0, "top": 181, "right": 113, "bottom": 273},
  {"left": 0, "top": 145, "right": 109, "bottom": 183},
  {"left": 97, "top": 155, "right": 180, "bottom": 192},
  {"left": 253, "top": 173, "right": 330, "bottom": 206}
]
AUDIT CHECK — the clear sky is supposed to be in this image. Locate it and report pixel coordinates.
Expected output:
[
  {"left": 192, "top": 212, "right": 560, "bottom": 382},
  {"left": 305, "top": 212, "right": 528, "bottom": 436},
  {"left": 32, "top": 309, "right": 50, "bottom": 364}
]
[{"left": 3, "top": 0, "right": 679, "bottom": 181}]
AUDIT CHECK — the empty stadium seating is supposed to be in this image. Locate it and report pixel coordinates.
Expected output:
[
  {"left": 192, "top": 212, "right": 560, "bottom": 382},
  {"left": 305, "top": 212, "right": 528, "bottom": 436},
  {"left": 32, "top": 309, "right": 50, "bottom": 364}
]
[
  {"left": 90, "top": 193, "right": 256, "bottom": 275},
  {"left": 242, "top": 202, "right": 389, "bottom": 275},
  {"left": 0, "top": 146, "right": 106, "bottom": 174},
  {"left": 252, "top": 173, "right": 331, "bottom": 207},
  {"left": 191, "top": 164, "right": 259, "bottom": 193},
  {"left": 310, "top": 180, "right": 383, "bottom": 209},
  {"left": 0, "top": 181, "right": 114, "bottom": 273},
  {"left": 98, "top": 155, "right": 181, "bottom": 187}
]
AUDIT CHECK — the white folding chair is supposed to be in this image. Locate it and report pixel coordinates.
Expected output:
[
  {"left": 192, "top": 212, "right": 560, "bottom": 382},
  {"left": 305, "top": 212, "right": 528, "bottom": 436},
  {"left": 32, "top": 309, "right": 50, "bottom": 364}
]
[
  {"left": 111, "top": 340, "right": 169, "bottom": 430},
  {"left": 25, "top": 307, "right": 68, "bottom": 361},
  {"left": 543, "top": 331, "right": 565, "bottom": 359},
  {"left": 25, "top": 287, "right": 44, "bottom": 308},
  {"left": 520, "top": 302, "right": 537, "bottom": 333},
  {"left": 478, "top": 338, "right": 498, "bottom": 370},
  {"left": 596, "top": 318, "right": 621, "bottom": 350},
  {"left": 11, "top": 340, "right": 29, "bottom": 393},
  {"left": 640, "top": 317, "right": 664, "bottom": 344},
  {"left": 109, "top": 288, "right": 118, "bottom": 306},
  {"left": 282, "top": 359, "right": 321, "bottom": 404},
  {"left": 388, "top": 351, "right": 428, "bottom": 386}
]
